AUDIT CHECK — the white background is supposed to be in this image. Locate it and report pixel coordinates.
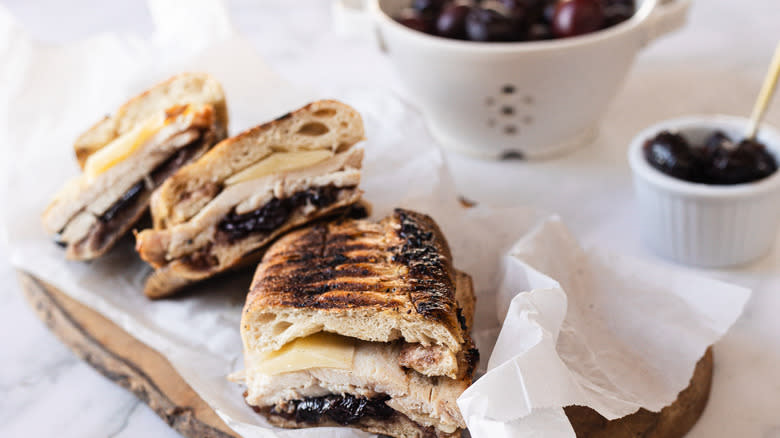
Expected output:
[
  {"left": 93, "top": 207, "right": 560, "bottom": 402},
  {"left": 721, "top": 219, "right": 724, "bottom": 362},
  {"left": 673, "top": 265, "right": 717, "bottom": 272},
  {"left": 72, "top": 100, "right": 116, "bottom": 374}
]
[{"left": 2, "top": 0, "right": 780, "bottom": 437}]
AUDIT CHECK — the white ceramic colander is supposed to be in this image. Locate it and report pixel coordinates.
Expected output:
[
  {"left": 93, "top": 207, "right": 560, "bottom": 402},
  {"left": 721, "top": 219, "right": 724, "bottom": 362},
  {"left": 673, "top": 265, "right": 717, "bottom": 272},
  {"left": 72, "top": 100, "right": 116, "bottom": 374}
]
[{"left": 336, "top": 0, "right": 692, "bottom": 159}]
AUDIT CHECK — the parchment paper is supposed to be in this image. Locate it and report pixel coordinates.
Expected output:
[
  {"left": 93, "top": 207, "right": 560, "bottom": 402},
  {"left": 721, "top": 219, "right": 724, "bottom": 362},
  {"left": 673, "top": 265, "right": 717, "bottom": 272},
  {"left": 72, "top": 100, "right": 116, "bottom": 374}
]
[{"left": 0, "top": 2, "right": 750, "bottom": 437}]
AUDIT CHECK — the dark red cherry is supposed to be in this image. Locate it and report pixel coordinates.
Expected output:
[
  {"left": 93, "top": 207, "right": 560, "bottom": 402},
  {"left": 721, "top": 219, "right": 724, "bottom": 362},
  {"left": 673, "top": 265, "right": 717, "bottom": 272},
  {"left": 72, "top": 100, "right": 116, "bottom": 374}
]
[
  {"left": 542, "top": 1, "right": 557, "bottom": 23},
  {"left": 465, "top": 7, "right": 518, "bottom": 41},
  {"left": 396, "top": 8, "right": 435, "bottom": 33},
  {"left": 500, "top": 0, "right": 532, "bottom": 36},
  {"left": 703, "top": 131, "right": 734, "bottom": 156},
  {"left": 710, "top": 139, "right": 778, "bottom": 184},
  {"left": 504, "top": 0, "right": 545, "bottom": 22},
  {"left": 737, "top": 139, "right": 778, "bottom": 180},
  {"left": 645, "top": 129, "right": 777, "bottom": 185},
  {"left": 398, "top": 16, "right": 431, "bottom": 33},
  {"left": 643, "top": 131, "right": 700, "bottom": 181},
  {"left": 412, "top": 0, "right": 446, "bottom": 15},
  {"left": 551, "top": 0, "right": 605, "bottom": 38},
  {"left": 436, "top": 4, "right": 472, "bottom": 39}
]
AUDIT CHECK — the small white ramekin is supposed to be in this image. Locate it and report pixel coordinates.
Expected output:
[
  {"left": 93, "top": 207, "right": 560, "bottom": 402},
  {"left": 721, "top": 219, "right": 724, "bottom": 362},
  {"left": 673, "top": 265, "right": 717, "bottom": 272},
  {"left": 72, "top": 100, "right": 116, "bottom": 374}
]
[{"left": 628, "top": 115, "right": 780, "bottom": 268}]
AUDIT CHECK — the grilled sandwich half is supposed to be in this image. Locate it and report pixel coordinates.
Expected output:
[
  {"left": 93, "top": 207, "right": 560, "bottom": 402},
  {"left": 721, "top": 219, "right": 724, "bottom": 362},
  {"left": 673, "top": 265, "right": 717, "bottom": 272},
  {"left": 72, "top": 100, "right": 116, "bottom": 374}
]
[
  {"left": 135, "top": 100, "right": 365, "bottom": 298},
  {"left": 42, "top": 73, "right": 228, "bottom": 260},
  {"left": 236, "top": 209, "right": 478, "bottom": 438}
]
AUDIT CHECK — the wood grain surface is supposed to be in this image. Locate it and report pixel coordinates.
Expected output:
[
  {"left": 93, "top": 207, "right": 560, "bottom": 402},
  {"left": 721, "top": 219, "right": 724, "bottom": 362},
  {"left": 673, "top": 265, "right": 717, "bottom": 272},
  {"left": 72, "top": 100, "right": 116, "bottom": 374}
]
[
  {"left": 17, "top": 271, "right": 238, "bottom": 438},
  {"left": 17, "top": 270, "right": 713, "bottom": 438}
]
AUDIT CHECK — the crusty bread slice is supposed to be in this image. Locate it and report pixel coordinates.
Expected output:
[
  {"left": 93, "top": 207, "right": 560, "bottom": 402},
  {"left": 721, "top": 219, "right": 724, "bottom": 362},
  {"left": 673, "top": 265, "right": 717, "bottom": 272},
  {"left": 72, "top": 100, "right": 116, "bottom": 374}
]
[
  {"left": 241, "top": 268, "right": 477, "bottom": 438},
  {"left": 242, "top": 209, "right": 466, "bottom": 356},
  {"left": 74, "top": 72, "right": 228, "bottom": 167},
  {"left": 149, "top": 100, "right": 365, "bottom": 229},
  {"left": 43, "top": 100, "right": 224, "bottom": 261}
]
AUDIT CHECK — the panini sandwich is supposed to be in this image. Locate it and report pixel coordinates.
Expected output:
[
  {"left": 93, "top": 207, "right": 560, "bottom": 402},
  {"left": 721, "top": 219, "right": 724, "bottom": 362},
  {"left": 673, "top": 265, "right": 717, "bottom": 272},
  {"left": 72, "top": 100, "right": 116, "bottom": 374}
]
[
  {"left": 42, "top": 73, "right": 228, "bottom": 260},
  {"left": 237, "top": 209, "right": 478, "bottom": 438},
  {"left": 135, "top": 100, "right": 365, "bottom": 298}
]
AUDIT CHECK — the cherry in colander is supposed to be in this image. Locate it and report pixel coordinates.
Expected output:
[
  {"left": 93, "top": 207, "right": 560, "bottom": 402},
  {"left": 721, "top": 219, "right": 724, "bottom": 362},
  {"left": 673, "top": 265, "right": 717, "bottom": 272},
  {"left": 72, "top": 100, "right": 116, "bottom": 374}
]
[
  {"left": 394, "top": 0, "right": 635, "bottom": 42},
  {"left": 551, "top": 0, "right": 604, "bottom": 38},
  {"left": 436, "top": 3, "right": 471, "bottom": 39},
  {"left": 466, "top": 3, "right": 525, "bottom": 42}
]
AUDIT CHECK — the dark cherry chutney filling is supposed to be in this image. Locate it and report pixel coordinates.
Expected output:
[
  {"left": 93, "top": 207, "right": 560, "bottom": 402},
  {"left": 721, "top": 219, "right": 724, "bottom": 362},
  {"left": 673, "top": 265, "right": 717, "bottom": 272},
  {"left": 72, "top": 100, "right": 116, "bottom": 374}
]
[
  {"left": 395, "top": 0, "right": 636, "bottom": 42},
  {"left": 267, "top": 394, "right": 395, "bottom": 425},
  {"left": 216, "top": 185, "right": 352, "bottom": 243},
  {"left": 99, "top": 139, "right": 207, "bottom": 226},
  {"left": 56, "top": 138, "right": 207, "bottom": 250},
  {"left": 643, "top": 130, "right": 777, "bottom": 185}
]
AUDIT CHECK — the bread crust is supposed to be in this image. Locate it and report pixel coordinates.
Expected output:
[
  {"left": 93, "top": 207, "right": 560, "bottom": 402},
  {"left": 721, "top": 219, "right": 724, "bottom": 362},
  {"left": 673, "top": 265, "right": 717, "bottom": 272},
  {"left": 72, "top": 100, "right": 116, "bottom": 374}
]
[
  {"left": 243, "top": 209, "right": 466, "bottom": 354},
  {"left": 74, "top": 72, "right": 228, "bottom": 167}
]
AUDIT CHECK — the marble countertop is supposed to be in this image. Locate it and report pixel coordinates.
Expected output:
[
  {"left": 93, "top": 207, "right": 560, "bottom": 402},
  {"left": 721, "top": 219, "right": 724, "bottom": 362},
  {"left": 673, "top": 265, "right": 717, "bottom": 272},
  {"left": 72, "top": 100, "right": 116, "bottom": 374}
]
[{"left": 2, "top": 0, "right": 780, "bottom": 437}]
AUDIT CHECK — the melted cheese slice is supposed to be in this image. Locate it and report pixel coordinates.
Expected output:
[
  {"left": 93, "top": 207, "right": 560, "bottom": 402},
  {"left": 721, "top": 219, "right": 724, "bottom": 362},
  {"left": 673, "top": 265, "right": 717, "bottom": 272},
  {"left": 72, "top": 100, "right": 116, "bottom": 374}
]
[
  {"left": 225, "top": 149, "right": 333, "bottom": 185},
  {"left": 84, "top": 116, "right": 165, "bottom": 180},
  {"left": 255, "top": 332, "right": 355, "bottom": 375},
  {"left": 83, "top": 105, "right": 197, "bottom": 181}
]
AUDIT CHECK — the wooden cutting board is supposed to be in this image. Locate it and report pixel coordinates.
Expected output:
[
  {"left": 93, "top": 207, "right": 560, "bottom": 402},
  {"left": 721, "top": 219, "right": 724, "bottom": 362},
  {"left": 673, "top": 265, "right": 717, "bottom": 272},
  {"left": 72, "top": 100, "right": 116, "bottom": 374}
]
[{"left": 17, "top": 270, "right": 713, "bottom": 438}]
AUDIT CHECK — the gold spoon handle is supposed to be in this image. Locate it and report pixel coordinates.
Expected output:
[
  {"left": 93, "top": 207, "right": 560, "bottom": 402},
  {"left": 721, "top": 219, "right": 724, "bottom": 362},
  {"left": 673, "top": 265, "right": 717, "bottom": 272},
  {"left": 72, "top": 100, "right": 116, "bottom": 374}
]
[{"left": 746, "top": 41, "right": 780, "bottom": 140}]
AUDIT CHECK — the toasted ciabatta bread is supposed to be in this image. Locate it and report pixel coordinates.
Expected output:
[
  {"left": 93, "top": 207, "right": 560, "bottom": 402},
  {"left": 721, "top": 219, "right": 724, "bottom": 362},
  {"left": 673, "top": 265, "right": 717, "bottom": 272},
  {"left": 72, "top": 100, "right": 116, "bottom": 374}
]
[
  {"left": 245, "top": 209, "right": 467, "bottom": 358},
  {"left": 74, "top": 72, "right": 228, "bottom": 167},
  {"left": 238, "top": 209, "right": 479, "bottom": 438},
  {"left": 42, "top": 73, "right": 227, "bottom": 260},
  {"left": 135, "top": 100, "right": 366, "bottom": 298}
]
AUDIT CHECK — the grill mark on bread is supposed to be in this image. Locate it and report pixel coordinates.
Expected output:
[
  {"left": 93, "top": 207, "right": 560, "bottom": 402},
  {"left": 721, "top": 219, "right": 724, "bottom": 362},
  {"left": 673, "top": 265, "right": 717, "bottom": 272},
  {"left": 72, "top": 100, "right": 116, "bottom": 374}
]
[
  {"left": 391, "top": 209, "right": 457, "bottom": 324},
  {"left": 247, "top": 209, "right": 462, "bottom": 336},
  {"left": 327, "top": 243, "right": 378, "bottom": 253},
  {"left": 263, "top": 264, "right": 379, "bottom": 287},
  {"left": 261, "top": 255, "right": 384, "bottom": 278},
  {"left": 280, "top": 289, "right": 401, "bottom": 309}
]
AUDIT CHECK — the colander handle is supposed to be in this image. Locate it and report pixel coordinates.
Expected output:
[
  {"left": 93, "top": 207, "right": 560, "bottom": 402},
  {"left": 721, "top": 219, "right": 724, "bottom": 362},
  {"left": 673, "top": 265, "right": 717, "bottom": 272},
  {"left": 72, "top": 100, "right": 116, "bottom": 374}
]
[
  {"left": 641, "top": 0, "right": 693, "bottom": 47},
  {"left": 332, "top": 0, "right": 387, "bottom": 51}
]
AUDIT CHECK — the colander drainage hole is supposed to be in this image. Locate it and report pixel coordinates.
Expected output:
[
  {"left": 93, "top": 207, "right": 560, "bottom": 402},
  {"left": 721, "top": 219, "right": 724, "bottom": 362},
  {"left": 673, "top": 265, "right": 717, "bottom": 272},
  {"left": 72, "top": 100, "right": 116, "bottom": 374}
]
[{"left": 501, "top": 150, "right": 525, "bottom": 160}]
